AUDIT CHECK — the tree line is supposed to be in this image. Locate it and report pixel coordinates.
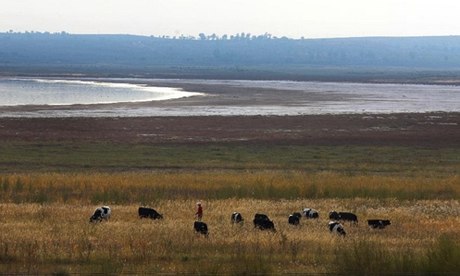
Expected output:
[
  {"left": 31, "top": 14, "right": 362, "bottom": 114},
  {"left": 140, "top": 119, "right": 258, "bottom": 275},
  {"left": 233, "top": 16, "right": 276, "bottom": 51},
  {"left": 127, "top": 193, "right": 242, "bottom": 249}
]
[{"left": 1, "top": 32, "right": 460, "bottom": 71}]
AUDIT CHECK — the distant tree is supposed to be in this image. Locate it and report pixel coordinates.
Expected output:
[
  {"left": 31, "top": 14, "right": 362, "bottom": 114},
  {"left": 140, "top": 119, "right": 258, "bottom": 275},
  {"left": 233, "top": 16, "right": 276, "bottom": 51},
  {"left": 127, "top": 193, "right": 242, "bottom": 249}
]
[{"left": 2, "top": 32, "right": 459, "bottom": 69}]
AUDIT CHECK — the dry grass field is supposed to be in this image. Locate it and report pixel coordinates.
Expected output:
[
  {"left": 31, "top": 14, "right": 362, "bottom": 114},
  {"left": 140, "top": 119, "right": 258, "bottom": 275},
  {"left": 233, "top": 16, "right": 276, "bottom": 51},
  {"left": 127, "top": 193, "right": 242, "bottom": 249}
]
[
  {"left": 0, "top": 172, "right": 459, "bottom": 274},
  {"left": 0, "top": 113, "right": 459, "bottom": 274},
  {"left": 0, "top": 199, "right": 459, "bottom": 274}
]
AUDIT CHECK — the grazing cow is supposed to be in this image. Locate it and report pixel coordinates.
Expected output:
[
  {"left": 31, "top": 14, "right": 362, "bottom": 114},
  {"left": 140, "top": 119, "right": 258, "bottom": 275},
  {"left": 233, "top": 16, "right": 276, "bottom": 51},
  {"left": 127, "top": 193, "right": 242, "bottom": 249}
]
[
  {"left": 89, "top": 206, "right": 111, "bottom": 223},
  {"left": 138, "top": 207, "right": 163, "bottom": 220},
  {"left": 368, "top": 219, "right": 391, "bottom": 229},
  {"left": 329, "top": 221, "right": 346, "bottom": 236},
  {"left": 194, "top": 221, "right": 208, "bottom": 236},
  {"left": 288, "top": 213, "right": 301, "bottom": 225},
  {"left": 253, "top": 213, "right": 276, "bottom": 231},
  {"left": 302, "top": 208, "right": 319, "bottom": 219},
  {"left": 231, "top": 212, "right": 244, "bottom": 224},
  {"left": 329, "top": 211, "right": 340, "bottom": 220},
  {"left": 329, "top": 211, "right": 358, "bottom": 224},
  {"left": 292, "top": 212, "right": 302, "bottom": 218}
]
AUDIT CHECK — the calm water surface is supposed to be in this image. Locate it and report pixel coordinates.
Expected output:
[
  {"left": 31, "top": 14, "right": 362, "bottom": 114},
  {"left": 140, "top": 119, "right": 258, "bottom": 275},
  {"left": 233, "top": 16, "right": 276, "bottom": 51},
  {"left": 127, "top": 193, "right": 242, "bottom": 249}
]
[
  {"left": 0, "top": 78, "right": 459, "bottom": 117},
  {"left": 0, "top": 78, "right": 201, "bottom": 106}
]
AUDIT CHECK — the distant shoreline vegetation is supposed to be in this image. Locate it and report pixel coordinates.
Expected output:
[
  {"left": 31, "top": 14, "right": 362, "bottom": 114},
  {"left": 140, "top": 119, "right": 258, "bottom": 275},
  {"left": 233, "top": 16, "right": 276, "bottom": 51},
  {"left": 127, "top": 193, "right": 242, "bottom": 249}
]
[
  {"left": 1, "top": 31, "right": 460, "bottom": 82},
  {"left": 3, "top": 30, "right": 460, "bottom": 41},
  {"left": 0, "top": 30, "right": 350, "bottom": 40},
  {"left": 1, "top": 30, "right": 297, "bottom": 40}
]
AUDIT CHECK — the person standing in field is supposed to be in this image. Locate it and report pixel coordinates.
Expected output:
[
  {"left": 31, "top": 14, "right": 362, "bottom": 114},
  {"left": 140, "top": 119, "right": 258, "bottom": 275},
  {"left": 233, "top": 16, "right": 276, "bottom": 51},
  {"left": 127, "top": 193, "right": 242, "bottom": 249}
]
[{"left": 195, "top": 202, "right": 203, "bottom": 221}]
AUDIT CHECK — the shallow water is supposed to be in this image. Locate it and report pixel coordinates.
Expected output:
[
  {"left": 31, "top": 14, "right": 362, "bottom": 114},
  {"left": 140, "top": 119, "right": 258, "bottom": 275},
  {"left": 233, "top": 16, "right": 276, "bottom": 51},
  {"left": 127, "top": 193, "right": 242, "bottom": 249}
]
[
  {"left": 0, "top": 78, "right": 202, "bottom": 106},
  {"left": 0, "top": 78, "right": 459, "bottom": 117}
]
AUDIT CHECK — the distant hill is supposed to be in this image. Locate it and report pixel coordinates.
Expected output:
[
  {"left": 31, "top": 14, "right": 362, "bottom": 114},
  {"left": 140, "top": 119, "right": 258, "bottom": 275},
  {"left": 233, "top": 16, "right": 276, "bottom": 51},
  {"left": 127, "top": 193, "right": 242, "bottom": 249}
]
[{"left": 1, "top": 32, "right": 460, "bottom": 81}]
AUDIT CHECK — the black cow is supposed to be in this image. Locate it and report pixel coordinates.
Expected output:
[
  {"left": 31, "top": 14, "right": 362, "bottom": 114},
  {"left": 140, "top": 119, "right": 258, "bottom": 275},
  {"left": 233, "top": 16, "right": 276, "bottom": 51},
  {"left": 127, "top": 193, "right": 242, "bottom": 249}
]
[
  {"left": 194, "top": 221, "right": 209, "bottom": 236},
  {"left": 231, "top": 212, "right": 244, "bottom": 224},
  {"left": 368, "top": 219, "right": 391, "bottom": 229},
  {"left": 253, "top": 213, "right": 276, "bottom": 231},
  {"left": 138, "top": 207, "right": 163, "bottom": 220},
  {"left": 329, "top": 221, "right": 346, "bottom": 236},
  {"left": 302, "top": 208, "right": 319, "bottom": 219},
  {"left": 89, "top": 206, "right": 111, "bottom": 223},
  {"left": 329, "top": 211, "right": 340, "bottom": 220},
  {"left": 329, "top": 211, "right": 358, "bottom": 224},
  {"left": 292, "top": 212, "right": 302, "bottom": 218},
  {"left": 288, "top": 213, "right": 301, "bottom": 225}
]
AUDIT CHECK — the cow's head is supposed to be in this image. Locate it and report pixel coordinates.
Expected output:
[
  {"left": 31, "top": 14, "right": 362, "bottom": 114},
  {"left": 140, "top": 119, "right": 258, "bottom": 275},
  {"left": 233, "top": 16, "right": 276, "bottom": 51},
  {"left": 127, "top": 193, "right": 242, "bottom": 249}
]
[{"left": 329, "top": 211, "right": 340, "bottom": 220}]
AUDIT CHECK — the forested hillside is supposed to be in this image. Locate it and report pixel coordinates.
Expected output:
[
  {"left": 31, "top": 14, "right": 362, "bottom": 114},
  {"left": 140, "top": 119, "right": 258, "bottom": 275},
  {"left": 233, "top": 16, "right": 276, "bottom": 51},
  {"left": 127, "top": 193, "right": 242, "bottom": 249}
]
[{"left": 1, "top": 32, "right": 460, "bottom": 80}]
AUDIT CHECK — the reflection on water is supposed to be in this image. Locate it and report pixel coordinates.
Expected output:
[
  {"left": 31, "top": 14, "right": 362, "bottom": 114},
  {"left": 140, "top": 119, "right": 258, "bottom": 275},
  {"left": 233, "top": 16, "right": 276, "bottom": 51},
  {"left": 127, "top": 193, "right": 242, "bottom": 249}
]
[
  {"left": 0, "top": 78, "right": 202, "bottom": 106},
  {"left": 0, "top": 78, "right": 459, "bottom": 117}
]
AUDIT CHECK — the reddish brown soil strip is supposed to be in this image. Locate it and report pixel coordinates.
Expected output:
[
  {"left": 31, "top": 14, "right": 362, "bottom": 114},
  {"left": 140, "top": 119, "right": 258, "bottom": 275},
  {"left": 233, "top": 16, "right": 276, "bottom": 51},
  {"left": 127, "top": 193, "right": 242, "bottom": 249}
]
[{"left": 0, "top": 113, "right": 458, "bottom": 147}]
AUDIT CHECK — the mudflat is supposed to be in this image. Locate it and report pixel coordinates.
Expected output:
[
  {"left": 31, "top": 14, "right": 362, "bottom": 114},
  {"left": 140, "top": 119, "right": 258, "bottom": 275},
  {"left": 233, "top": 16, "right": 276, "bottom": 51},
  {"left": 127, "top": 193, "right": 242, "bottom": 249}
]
[
  {"left": 1, "top": 112, "right": 458, "bottom": 147},
  {"left": 1, "top": 78, "right": 458, "bottom": 146},
  {"left": 2, "top": 78, "right": 460, "bottom": 116}
]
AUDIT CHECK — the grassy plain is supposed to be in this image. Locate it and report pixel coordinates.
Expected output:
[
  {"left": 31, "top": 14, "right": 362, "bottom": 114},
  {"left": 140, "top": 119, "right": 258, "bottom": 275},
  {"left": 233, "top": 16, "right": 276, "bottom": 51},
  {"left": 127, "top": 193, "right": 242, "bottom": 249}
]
[
  {"left": 0, "top": 141, "right": 459, "bottom": 274},
  {"left": 0, "top": 112, "right": 459, "bottom": 274},
  {"left": 1, "top": 142, "right": 459, "bottom": 175},
  {"left": 0, "top": 200, "right": 459, "bottom": 274}
]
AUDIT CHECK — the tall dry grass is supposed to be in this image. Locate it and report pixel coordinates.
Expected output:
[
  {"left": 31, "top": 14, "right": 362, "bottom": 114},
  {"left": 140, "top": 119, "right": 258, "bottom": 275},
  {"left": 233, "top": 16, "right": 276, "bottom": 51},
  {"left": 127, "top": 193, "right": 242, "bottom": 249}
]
[
  {"left": 0, "top": 170, "right": 458, "bottom": 273},
  {"left": 0, "top": 171, "right": 458, "bottom": 204},
  {"left": 0, "top": 199, "right": 459, "bottom": 274}
]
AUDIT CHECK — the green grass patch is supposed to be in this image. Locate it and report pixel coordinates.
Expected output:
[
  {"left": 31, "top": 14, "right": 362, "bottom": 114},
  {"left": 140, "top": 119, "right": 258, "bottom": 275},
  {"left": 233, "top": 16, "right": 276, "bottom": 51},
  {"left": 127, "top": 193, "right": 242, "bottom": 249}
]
[{"left": 0, "top": 142, "right": 459, "bottom": 176}]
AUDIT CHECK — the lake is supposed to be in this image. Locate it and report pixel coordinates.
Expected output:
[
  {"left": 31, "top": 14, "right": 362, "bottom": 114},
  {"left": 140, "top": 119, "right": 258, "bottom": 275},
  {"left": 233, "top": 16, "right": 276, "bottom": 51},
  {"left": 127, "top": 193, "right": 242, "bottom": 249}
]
[
  {"left": 0, "top": 78, "right": 459, "bottom": 117},
  {"left": 0, "top": 78, "right": 202, "bottom": 106}
]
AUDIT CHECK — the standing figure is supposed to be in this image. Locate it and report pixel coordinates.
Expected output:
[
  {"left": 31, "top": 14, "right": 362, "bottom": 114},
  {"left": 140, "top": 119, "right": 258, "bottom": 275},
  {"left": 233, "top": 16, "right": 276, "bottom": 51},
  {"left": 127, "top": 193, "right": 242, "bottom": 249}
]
[{"left": 195, "top": 202, "right": 203, "bottom": 221}]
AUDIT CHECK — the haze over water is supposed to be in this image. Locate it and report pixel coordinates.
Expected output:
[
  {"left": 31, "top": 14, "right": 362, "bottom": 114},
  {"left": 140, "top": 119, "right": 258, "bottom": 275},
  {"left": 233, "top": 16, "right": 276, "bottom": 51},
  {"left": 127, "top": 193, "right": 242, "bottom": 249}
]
[{"left": 0, "top": 78, "right": 459, "bottom": 117}]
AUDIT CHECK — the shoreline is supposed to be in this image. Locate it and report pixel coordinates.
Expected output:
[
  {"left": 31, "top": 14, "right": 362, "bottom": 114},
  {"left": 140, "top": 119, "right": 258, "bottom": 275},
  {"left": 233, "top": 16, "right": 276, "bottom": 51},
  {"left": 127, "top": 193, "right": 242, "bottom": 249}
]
[{"left": 1, "top": 77, "right": 459, "bottom": 117}]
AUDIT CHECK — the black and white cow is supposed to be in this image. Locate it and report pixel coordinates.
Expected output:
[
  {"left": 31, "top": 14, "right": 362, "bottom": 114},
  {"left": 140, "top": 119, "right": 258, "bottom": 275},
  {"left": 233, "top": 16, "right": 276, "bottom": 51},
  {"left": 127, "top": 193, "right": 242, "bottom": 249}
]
[
  {"left": 329, "top": 221, "right": 346, "bottom": 236},
  {"left": 329, "top": 211, "right": 358, "bottom": 224},
  {"left": 367, "top": 219, "right": 391, "bottom": 229},
  {"left": 253, "top": 213, "right": 276, "bottom": 231},
  {"left": 288, "top": 213, "right": 301, "bottom": 225},
  {"left": 89, "top": 206, "right": 111, "bottom": 223},
  {"left": 138, "top": 207, "right": 163, "bottom": 220},
  {"left": 194, "top": 221, "right": 209, "bottom": 236},
  {"left": 302, "top": 208, "right": 319, "bottom": 219},
  {"left": 231, "top": 212, "right": 244, "bottom": 224}
]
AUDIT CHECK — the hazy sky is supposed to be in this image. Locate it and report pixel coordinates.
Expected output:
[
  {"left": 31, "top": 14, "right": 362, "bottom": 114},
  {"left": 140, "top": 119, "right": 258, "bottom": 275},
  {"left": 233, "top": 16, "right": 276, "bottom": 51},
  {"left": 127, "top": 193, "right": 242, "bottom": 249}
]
[{"left": 1, "top": 0, "right": 460, "bottom": 38}]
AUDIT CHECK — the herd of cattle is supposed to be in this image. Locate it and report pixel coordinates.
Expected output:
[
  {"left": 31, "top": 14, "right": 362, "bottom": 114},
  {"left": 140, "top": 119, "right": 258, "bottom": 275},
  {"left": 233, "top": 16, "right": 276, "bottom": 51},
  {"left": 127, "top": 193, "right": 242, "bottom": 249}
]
[{"left": 89, "top": 206, "right": 391, "bottom": 236}]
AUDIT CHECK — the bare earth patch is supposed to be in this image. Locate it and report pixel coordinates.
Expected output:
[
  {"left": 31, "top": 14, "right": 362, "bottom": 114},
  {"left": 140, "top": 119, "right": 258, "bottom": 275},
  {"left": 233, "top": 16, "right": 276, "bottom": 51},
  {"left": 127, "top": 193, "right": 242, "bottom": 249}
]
[{"left": 0, "top": 112, "right": 458, "bottom": 147}]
